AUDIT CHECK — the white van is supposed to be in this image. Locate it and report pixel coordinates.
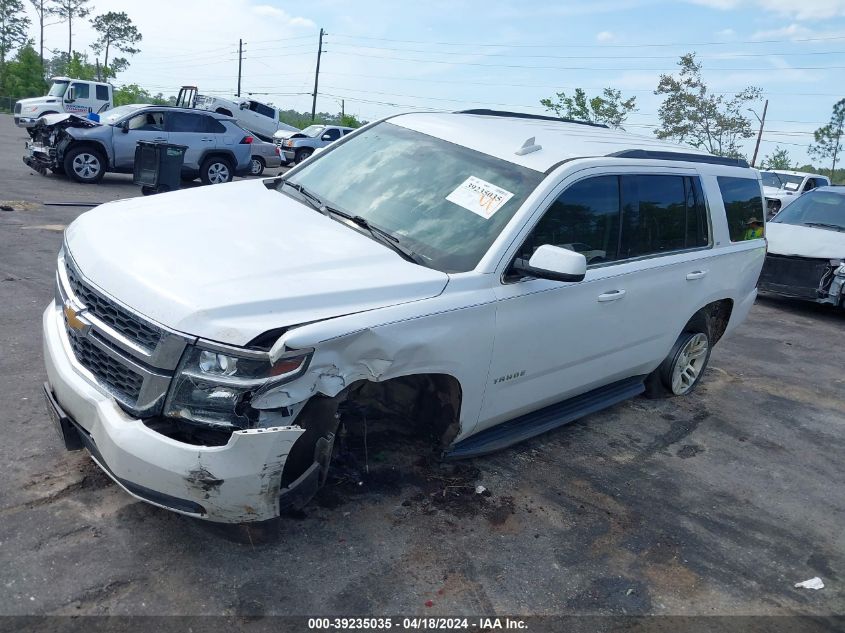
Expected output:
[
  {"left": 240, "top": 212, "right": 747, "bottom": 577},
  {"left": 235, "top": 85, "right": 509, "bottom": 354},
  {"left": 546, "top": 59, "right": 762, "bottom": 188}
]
[{"left": 42, "top": 110, "right": 766, "bottom": 526}]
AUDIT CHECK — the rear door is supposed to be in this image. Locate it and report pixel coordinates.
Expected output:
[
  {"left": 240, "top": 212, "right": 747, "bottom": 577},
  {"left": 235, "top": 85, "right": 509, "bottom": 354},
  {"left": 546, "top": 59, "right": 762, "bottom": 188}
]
[
  {"left": 166, "top": 111, "right": 215, "bottom": 171},
  {"left": 478, "top": 167, "right": 714, "bottom": 430},
  {"left": 112, "top": 110, "right": 169, "bottom": 169}
]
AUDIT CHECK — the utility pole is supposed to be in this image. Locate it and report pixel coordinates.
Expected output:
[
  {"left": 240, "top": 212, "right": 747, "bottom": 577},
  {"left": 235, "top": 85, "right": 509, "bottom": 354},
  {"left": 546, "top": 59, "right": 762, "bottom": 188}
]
[
  {"left": 311, "top": 28, "right": 324, "bottom": 121},
  {"left": 237, "top": 39, "right": 243, "bottom": 97},
  {"left": 750, "top": 99, "right": 768, "bottom": 168},
  {"left": 341, "top": 99, "right": 345, "bottom": 118}
]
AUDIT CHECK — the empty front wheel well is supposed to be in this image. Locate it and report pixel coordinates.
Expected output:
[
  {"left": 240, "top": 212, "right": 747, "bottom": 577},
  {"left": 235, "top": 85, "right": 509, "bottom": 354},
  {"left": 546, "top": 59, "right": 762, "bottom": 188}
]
[{"left": 280, "top": 373, "right": 463, "bottom": 487}]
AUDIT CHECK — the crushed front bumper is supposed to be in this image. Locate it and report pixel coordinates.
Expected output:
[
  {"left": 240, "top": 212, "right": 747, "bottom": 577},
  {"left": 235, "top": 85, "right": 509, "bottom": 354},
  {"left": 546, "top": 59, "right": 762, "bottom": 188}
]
[
  {"left": 23, "top": 142, "right": 56, "bottom": 175},
  {"left": 42, "top": 304, "right": 306, "bottom": 523}
]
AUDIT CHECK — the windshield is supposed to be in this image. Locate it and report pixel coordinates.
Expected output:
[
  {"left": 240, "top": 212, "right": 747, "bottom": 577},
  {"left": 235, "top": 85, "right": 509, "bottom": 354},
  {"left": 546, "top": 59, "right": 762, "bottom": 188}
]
[
  {"left": 771, "top": 190, "right": 845, "bottom": 230},
  {"left": 100, "top": 105, "right": 142, "bottom": 125},
  {"left": 281, "top": 121, "right": 544, "bottom": 272},
  {"left": 301, "top": 125, "right": 326, "bottom": 137},
  {"left": 47, "top": 81, "right": 69, "bottom": 97},
  {"left": 762, "top": 172, "right": 803, "bottom": 190}
]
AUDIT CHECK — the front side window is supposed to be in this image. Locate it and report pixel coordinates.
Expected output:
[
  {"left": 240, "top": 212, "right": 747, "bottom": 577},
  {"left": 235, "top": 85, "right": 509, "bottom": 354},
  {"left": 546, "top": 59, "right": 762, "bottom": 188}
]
[
  {"left": 322, "top": 128, "right": 341, "bottom": 141},
  {"left": 70, "top": 83, "right": 90, "bottom": 99},
  {"left": 516, "top": 175, "right": 621, "bottom": 265},
  {"left": 127, "top": 111, "right": 165, "bottom": 131},
  {"left": 717, "top": 176, "right": 765, "bottom": 241},
  {"left": 282, "top": 122, "right": 544, "bottom": 272}
]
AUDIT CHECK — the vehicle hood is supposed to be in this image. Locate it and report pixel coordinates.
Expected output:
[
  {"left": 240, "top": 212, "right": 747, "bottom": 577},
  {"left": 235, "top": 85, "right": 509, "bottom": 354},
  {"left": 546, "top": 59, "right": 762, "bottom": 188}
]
[
  {"left": 65, "top": 180, "right": 450, "bottom": 346},
  {"left": 35, "top": 113, "right": 100, "bottom": 128},
  {"left": 766, "top": 222, "right": 845, "bottom": 259},
  {"left": 16, "top": 96, "right": 59, "bottom": 108}
]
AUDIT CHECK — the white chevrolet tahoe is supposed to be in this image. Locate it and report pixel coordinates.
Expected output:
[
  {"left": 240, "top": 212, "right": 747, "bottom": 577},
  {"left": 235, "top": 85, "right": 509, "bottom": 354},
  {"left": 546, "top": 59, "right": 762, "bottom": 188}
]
[{"left": 42, "top": 110, "right": 766, "bottom": 527}]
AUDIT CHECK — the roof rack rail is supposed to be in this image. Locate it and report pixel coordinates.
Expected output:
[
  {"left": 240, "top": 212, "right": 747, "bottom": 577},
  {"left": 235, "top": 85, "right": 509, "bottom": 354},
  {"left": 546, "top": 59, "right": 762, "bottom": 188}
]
[
  {"left": 607, "top": 149, "right": 749, "bottom": 168},
  {"left": 455, "top": 109, "right": 609, "bottom": 129}
]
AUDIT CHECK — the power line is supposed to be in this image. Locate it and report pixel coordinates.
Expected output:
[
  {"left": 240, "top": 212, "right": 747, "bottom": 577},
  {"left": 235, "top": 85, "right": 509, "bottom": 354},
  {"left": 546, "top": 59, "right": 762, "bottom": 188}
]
[
  {"left": 323, "top": 50, "right": 845, "bottom": 71},
  {"left": 317, "top": 71, "right": 844, "bottom": 97},
  {"left": 330, "top": 33, "right": 845, "bottom": 49},
  {"left": 327, "top": 42, "right": 845, "bottom": 60}
]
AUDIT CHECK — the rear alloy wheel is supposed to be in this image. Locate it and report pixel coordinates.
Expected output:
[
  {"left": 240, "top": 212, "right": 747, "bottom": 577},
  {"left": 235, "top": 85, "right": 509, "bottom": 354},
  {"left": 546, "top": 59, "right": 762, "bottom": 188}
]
[
  {"left": 249, "top": 157, "right": 265, "bottom": 176},
  {"left": 662, "top": 331, "right": 711, "bottom": 396},
  {"left": 63, "top": 146, "right": 105, "bottom": 184},
  {"left": 200, "top": 157, "right": 233, "bottom": 185},
  {"left": 644, "top": 320, "right": 712, "bottom": 399}
]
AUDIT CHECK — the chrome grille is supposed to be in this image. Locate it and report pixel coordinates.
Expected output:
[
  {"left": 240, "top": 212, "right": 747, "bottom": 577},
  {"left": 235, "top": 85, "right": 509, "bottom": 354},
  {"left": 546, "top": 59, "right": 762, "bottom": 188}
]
[
  {"left": 67, "top": 329, "right": 144, "bottom": 403},
  {"left": 65, "top": 258, "right": 162, "bottom": 351}
]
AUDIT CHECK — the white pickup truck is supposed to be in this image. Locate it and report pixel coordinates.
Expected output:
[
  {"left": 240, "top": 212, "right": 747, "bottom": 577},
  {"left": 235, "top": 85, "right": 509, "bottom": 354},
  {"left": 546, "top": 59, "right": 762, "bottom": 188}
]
[
  {"left": 42, "top": 110, "right": 765, "bottom": 528},
  {"left": 193, "top": 94, "right": 298, "bottom": 141},
  {"left": 760, "top": 169, "right": 831, "bottom": 218},
  {"left": 14, "top": 77, "right": 113, "bottom": 127}
]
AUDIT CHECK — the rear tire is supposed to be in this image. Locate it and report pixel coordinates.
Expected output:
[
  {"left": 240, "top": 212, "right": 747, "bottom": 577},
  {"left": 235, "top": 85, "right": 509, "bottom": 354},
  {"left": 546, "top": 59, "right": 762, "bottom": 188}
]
[
  {"left": 644, "top": 322, "right": 712, "bottom": 398},
  {"left": 200, "top": 156, "right": 233, "bottom": 185},
  {"left": 249, "top": 157, "right": 265, "bottom": 176},
  {"left": 63, "top": 146, "right": 106, "bottom": 184}
]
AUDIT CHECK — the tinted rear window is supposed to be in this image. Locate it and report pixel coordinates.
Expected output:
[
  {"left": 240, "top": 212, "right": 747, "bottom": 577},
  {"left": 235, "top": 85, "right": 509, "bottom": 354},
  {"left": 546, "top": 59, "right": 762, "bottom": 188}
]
[
  {"left": 96, "top": 85, "right": 109, "bottom": 101},
  {"left": 717, "top": 177, "right": 765, "bottom": 242}
]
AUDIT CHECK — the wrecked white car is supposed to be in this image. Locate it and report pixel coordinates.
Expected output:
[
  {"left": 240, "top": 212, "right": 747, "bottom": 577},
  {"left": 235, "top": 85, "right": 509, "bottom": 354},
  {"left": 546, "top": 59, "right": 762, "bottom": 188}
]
[
  {"left": 42, "top": 110, "right": 765, "bottom": 526},
  {"left": 760, "top": 170, "right": 830, "bottom": 218},
  {"left": 759, "top": 186, "right": 845, "bottom": 306}
]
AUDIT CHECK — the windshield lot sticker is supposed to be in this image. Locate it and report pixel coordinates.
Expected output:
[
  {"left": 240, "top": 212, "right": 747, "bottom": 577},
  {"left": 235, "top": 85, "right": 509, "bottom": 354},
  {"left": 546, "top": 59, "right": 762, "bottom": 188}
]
[{"left": 446, "top": 176, "right": 514, "bottom": 219}]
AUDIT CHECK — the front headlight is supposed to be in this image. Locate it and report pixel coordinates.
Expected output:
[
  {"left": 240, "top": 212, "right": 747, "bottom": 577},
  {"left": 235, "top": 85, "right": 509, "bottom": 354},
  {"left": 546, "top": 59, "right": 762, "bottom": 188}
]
[{"left": 164, "top": 343, "right": 312, "bottom": 428}]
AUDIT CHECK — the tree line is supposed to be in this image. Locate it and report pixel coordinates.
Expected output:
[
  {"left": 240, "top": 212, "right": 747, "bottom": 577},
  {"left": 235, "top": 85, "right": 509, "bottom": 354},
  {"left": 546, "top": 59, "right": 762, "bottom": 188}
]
[
  {"left": 0, "top": 0, "right": 141, "bottom": 98},
  {"left": 541, "top": 52, "right": 844, "bottom": 181}
]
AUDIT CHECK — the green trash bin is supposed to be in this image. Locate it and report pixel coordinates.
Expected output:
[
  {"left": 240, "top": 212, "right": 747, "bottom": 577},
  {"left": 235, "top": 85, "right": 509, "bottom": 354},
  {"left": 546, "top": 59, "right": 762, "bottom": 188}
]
[{"left": 133, "top": 141, "right": 188, "bottom": 195}]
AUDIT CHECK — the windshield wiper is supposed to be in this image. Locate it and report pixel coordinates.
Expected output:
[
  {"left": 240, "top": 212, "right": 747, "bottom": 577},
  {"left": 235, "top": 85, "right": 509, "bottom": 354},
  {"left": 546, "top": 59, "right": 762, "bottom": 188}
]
[
  {"left": 325, "top": 208, "right": 426, "bottom": 266},
  {"left": 803, "top": 222, "right": 845, "bottom": 232},
  {"left": 280, "top": 180, "right": 328, "bottom": 215}
]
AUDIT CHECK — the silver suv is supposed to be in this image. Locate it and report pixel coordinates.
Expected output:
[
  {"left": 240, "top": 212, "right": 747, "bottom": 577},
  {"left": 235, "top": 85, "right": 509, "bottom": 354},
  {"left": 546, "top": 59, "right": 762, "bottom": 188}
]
[
  {"left": 277, "top": 124, "right": 354, "bottom": 164},
  {"left": 23, "top": 105, "right": 253, "bottom": 185}
]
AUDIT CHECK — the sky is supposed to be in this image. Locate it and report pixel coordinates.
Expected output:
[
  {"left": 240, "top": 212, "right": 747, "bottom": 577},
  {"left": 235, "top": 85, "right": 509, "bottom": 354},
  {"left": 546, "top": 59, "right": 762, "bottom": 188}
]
[{"left": 19, "top": 0, "right": 845, "bottom": 165}]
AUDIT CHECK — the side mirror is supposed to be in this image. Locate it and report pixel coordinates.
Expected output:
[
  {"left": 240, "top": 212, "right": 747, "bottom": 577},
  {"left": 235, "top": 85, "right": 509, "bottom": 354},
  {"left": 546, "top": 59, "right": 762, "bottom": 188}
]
[
  {"left": 321, "top": 133, "right": 333, "bottom": 141},
  {"left": 65, "top": 87, "right": 75, "bottom": 103},
  {"left": 120, "top": 120, "right": 129, "bottom": 133},
  {"left": 516, "top": 245, "right": 587, "bottom": 283},
  {"left": 239, "top": 102, "right": 248, "bottom": 110}
]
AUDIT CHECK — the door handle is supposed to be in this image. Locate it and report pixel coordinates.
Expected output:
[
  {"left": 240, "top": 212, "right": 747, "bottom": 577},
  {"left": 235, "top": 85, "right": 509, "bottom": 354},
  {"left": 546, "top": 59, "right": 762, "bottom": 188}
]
[
  {"left": 597, "top": 290, "right": 626, "bottom": 302},
  {"left": 153, "top": 137, "right": 167, "bottom": 142},
  {"left": 686, "top": 270, "right": 708, "bottom": 281}
]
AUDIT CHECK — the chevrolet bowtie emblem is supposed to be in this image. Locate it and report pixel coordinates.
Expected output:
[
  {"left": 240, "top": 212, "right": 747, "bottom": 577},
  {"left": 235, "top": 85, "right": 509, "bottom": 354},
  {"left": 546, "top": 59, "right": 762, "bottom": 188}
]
[{"left": 63, "top": 303, "right": 88, "bottom": 333}]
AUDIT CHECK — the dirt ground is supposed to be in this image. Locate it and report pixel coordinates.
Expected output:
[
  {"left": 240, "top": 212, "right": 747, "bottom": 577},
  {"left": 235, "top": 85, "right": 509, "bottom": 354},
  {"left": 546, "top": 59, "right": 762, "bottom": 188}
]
[{"left": 0, "top": 113, "right": 843, "bottom": 619}]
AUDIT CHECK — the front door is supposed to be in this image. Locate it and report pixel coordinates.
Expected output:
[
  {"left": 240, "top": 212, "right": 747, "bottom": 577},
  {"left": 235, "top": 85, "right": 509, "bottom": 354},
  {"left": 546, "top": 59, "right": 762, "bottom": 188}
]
[
  {"left": 112, "top": 110, "right": 169, "bottom": 170},
  {"left": 65, "top": 82, "right": 96, "bottom": 117},
  {"left": 477, "top": 169, "right": 712, "bottom": 431}
]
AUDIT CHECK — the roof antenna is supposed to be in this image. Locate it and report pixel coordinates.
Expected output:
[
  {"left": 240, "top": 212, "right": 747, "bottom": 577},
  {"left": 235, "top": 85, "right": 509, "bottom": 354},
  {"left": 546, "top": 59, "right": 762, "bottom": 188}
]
[{"left": 515, "top": 136, "right": 542, "bottom": 156}]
